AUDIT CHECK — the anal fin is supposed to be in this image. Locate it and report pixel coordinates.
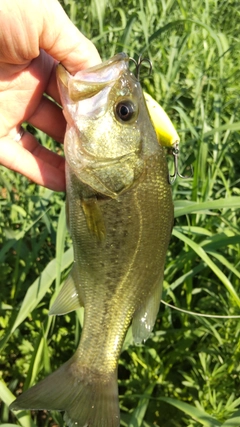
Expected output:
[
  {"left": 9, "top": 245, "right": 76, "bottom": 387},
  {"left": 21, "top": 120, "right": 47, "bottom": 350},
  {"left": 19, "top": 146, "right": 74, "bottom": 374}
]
[{"left": 132, "top": 277, "right": 163, "bottom": 344}]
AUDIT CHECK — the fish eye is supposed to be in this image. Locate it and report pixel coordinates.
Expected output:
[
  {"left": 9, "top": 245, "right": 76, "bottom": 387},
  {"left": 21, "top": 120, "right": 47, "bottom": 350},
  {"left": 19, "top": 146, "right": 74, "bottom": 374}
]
[{"left": 115, "top": 100, "right": 137, "bottom": 123}]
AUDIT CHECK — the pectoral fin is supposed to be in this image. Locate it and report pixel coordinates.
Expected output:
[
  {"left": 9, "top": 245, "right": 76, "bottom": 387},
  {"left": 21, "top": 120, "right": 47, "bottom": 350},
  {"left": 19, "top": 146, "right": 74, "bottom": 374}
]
[
  {"left": 81, "top": 198, "right": 106, "bottom": 241},
  {"left": 132, "top": 277, "right": 163, "bottom": 344},
  {"left": 49, "top": 266, "right": 84, "bottom": 316}
]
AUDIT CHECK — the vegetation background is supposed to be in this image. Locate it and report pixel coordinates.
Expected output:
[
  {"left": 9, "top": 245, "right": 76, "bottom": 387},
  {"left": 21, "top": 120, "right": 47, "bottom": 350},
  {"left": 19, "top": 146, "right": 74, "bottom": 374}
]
[{"left": 0, "top": 0, "right": 240, "bottom": 426}]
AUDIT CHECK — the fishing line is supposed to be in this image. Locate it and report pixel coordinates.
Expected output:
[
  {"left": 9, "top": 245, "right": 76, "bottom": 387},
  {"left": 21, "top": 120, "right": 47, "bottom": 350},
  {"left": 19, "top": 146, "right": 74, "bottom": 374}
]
[{"left": 161, "top": 300, "right": 240, "bottom": 319}]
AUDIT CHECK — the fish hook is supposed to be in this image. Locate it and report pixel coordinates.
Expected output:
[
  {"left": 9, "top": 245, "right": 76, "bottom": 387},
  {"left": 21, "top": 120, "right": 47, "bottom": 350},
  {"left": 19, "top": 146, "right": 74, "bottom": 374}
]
[
  {"left": 129, "top": 55, "right": 153, "bottom": 81},
  {"left": 168, "top": 143, "right": 193, "bottom": 185}
]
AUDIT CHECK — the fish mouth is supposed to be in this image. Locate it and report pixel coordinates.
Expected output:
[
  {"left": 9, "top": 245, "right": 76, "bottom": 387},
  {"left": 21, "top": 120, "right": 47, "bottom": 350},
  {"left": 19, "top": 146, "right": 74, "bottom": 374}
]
[
  {"left": 76, "top": 52, "right": 129, "bottom": 79},
  {"left": 57, "top": 52, "right": 132, "bottom": 102},
  {"left": 57, "top": 52, "right": 137, "bottom": 122}
]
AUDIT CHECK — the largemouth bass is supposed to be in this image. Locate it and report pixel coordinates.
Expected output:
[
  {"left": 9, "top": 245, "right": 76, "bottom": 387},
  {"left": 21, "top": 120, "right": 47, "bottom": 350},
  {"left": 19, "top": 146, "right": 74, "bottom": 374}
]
[{"left": 10, "top": 53, "right": 174, "bottom": 427}]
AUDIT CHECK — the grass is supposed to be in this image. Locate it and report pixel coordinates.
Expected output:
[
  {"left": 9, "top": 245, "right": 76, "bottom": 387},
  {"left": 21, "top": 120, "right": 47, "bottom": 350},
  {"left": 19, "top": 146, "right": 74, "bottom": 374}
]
[{"left": 1, "top": 0, "right": 240, "bottom": 425}]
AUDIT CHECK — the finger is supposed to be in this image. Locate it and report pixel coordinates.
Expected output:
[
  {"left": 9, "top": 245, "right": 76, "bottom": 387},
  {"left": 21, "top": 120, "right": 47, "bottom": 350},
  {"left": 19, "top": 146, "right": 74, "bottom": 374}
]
[
  {"left": 0, "top": 52, "right": 60, "bottom": 137},
  {"left": 41, "top": 0, "right": 101, "bottom": 74},
  {"left": 28, "top": 95, "right": 66, "bottom": 144},
  {"left": 0, "top": 131, "right": 66, "bottom": 191},
  {"left": 43, "top": 58, "right": 62, "bottom": 106}
]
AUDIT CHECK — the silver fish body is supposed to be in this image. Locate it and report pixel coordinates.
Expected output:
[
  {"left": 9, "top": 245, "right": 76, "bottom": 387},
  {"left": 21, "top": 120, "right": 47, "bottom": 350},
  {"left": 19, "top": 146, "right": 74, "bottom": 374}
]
[{"left": 10, "top": 53, "right": 174, "bottom": 427}]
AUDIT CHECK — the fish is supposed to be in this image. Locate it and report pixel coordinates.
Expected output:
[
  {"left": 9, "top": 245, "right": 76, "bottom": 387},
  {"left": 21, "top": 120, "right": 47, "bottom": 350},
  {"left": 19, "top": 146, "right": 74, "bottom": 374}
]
[{"left": 10, "top": 52, "right": 174, "bottom": 427}]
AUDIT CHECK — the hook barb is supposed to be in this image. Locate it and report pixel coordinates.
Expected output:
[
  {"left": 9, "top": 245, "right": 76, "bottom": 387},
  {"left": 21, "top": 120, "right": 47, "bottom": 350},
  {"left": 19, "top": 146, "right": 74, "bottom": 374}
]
[
  {"left": 168, "top": 143, "right": 193, "bottom": 185},
  {"left": 129, "top": 55, "right": 152, "bottom": 81}
]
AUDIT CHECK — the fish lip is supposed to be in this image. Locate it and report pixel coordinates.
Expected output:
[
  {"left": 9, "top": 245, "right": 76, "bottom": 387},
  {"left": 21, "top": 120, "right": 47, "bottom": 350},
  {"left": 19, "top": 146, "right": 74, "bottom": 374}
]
[
  {"left": 57, "top": 52, "right": 128, "bottom": 77},
  {"left": 78, "top": 52, "right": 129, "bottom": 74},
  {"left": 56, "top": 53, "right": 129, "bottom": 99},
  {"left": 71, "top": 52, "right": 129, "bottom": 87}
]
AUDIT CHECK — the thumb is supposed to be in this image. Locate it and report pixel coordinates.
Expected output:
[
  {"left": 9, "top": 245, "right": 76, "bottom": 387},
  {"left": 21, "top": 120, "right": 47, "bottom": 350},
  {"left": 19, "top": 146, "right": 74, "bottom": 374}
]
[{"left": 40, "top": 0, "right": 101, "bottom": 74}]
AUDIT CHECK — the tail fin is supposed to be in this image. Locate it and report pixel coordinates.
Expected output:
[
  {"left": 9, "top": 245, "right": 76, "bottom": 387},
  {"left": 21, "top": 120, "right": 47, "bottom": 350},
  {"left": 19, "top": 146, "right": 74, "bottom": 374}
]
[{"left": 10, "top": 357, "right": 120, "bottom": 427}]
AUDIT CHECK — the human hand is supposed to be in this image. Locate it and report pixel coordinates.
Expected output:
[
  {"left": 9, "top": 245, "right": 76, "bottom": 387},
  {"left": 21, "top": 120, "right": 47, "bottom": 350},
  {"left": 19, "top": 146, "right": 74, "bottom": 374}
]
[{"left": 0, "top": 0, "right": 101, "bottom": 191}]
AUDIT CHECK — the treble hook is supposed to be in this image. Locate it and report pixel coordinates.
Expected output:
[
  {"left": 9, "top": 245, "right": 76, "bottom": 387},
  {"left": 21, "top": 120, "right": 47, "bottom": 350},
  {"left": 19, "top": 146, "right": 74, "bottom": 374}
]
[
  {"left": 129, "top": 55, "right": 152, "bottom": 81},
  {"left": 168, "top": 143, "right": 193, "bottom": 185}
]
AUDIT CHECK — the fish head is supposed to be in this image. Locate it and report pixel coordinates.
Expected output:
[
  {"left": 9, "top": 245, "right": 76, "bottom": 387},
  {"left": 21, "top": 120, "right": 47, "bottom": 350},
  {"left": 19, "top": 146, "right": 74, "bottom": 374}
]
[{"left": 57, "top": 53, "right": 155, "bottom": 197}]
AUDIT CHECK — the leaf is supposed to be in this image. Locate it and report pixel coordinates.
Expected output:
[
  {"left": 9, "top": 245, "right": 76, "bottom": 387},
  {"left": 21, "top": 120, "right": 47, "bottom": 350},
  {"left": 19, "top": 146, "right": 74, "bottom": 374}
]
[
  {"left": 174, "top": 197, "right": 240, "bottom": 218},
  {"left": 172, "top": 228, "right": 240, "bottom": 306},
  {"left": 158, "top": 397, "right": 221, "bottom": 426},
  {"left": 120, "top": 16, "right": 136, "bottom": 50},
  {"left": 222, "top": 409, "right": 240, "bottom": 426},
  {"left": 0, "top": 380, "right": 36, "bottom": 427},
  {"left": 11, "top": 247, "right": 73, "bottom": 332},
  {"left": 203, "top": 121, "right": 240, "bottom": 139},
  {"left": 0, "top": 379, "right": 16, "bottom": 407},
  {"left": 1, "top": 424, "right": 22, "bottom": 427},
  {"left": 0, "top": 247, "right": 74, "bottom": 351},
  {"left": 129, "top": 383, "right": 156, "bottom": 427},
  {"left": 0, "top": 192, "right": 54, "bottom": 263}
]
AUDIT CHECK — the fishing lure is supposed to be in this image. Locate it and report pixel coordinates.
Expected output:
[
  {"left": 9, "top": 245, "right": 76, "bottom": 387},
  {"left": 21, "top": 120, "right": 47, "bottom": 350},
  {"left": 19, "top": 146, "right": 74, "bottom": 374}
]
[{"left": 131, "top": 55, "right": 193, "bottom": 184}]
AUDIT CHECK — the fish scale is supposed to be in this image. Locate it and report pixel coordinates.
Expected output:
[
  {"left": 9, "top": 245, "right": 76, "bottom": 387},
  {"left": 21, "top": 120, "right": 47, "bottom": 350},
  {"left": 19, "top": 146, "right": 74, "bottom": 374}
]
[{"left": 10, "top": 53, "right": 174, "bottom": 427}]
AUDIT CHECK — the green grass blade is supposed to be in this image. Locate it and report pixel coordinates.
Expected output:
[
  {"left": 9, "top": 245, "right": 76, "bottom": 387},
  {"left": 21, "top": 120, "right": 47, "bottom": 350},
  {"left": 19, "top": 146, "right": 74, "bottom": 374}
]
[
  {"left": 0, "top": 379, "right": 16, "bottom": 407},
  {"left": 0, "top": 380, "right": 36, "bottom": 427},
  {"left": 129, "top": 383, "right": 156, "bottom": 427},
  {"left": 222, "top": 409, "right": 240, "bottom": 426},
  {"left": 23, "top": 318, "right": 52, "bottom": 390},
  {"left": 158, "top": 397, "right": 221, "bottom": 426},
  {"left": 203, "top": 121, "right": 240, "bottom": 139},
  {"left": 206, "top": 250, "right": 240, "bottom": 280},
  {"left": 6, "top": 247, "right": 73, "bottom": 338},
  {"left": 120, "top": 16, "right": 136, "bottom": 51},
  {"left": 174, "top": 197, "right": 240, "bottom": 218},
  {"left": 0, "top": 198, "right": 53, "bottom": 263},
  {"left": 172, "top": 228, "right": 240, "bottom": 306},
  {"left": 1, "top": 424, "right": 22, "bottom": 427}
]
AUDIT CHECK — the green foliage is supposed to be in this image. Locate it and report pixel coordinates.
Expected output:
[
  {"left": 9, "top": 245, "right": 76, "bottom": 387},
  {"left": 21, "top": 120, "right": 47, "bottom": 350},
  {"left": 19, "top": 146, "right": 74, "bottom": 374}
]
[{"left": 1, "top": 0, "right": 240, "bottom": 426}]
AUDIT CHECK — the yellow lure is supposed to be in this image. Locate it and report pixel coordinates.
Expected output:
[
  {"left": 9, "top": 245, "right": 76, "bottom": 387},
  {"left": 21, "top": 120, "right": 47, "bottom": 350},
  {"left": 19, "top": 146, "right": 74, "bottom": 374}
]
[{"left": 144, "top": 92, "right": 180, "bottom": 148}]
